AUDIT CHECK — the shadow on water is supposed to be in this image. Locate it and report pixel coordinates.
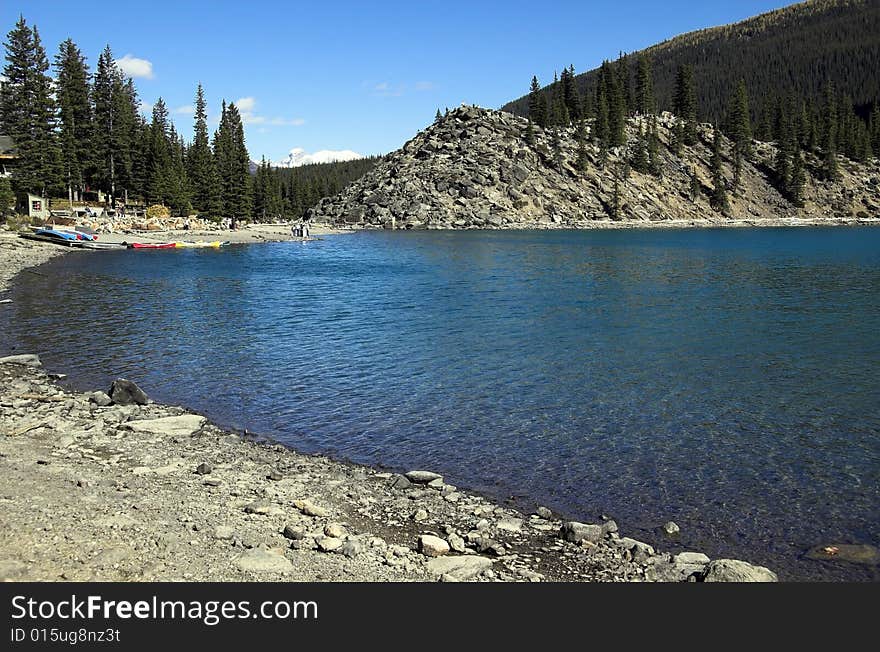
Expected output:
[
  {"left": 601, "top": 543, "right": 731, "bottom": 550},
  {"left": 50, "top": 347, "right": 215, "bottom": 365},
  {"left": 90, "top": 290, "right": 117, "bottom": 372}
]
[{"left": 3, "top": 228, "right": 879, "bottom": 581}]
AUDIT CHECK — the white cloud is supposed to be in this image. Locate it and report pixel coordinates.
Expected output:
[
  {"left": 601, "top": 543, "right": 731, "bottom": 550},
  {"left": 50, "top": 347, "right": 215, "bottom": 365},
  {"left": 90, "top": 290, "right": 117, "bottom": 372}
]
[
  {"left": 235, "top": 96, "right": 256, "bottom": 113},
  {"left": 415, "top": 81, "right": 435, "bottom": 91},
  {"left": 115, "top": 54, "right": 154, "bottom": 79},
  {"left": 138, "top": 101, "right": 153, "bottom": 116},
  {"left": 273, "top": 148, "right": 363, "bottom": 168},
  {"left": 172, "top": 104, "right": 195, "bottom": 115},
  {"left": 232, "top": 96, "right": 304, "bottom": 127},
  {"left": 369, "top": 81, "right": 404, "bottom": 97}
]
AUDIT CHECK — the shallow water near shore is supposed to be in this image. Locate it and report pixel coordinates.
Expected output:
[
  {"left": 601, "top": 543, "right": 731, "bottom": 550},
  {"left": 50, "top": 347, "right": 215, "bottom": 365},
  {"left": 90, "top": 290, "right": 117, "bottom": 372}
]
[{"left": 4, "top": 227, "right": 880, "bottom": 581}]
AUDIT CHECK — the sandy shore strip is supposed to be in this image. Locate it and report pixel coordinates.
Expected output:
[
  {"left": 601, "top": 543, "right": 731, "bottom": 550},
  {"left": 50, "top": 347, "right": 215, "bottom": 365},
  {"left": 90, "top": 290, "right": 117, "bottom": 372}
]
[{"left": 0, "top": 232, "right": 778, "bottom": 582}]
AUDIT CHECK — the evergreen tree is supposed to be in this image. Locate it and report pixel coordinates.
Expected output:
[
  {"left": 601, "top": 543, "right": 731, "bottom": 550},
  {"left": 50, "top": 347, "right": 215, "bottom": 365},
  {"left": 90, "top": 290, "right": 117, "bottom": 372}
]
[
  {"left": 710, "top": 128, "right": 730, "bottom": 215},
  {"left": 594, "top": 63, "right": 611, "bottom": 152},
  {"left": 146, "top": 98, "right": 173, "bottom": 205},
  {"left": 223, "top": 102, "right": 252, "bottom": 219},
  {"left": 789, "top": 144, "right": 806, "bottom": 207},
  {"left": 726, "top": 79, "right": 752, "bottom": 189},
  {"left": 525, "top": 116, "right": 535, "bottom": 145},
  {"left": 54, "top": 38, "right": 93, "bottom": 203},
  {"left": 870, "top": 104, "right": 880, "bottom": 157},
  {"left": 608, "top": 61, "right": 626, "bottom": 147},
  {"left": 0, "top": 17, "right": 62, "bottom": 196},
  {"left": 615, "top": 52, "right": 631, "bottom": 116},
  {"left": 774, "top": 98, "right": 795, "bottom": 194},
  {"left": 92, "top": 45, "right": 126, "bottom": 202},
  {"left": 673, "top": 64, "right": 697, "bottom": 146},
  {"left": 635, "top": 53, "right": 655, "bottom": 115},
  {"left": 689, "top": 167, "right": 701, "bottom": 201},
  {"left": 187, "top": 84, "right": 222, "bottom": 215},
  {"left": 561, "top": 65, "right": 580, "bottom": 122},
  {"left": 647, "top": 116, "right": 661, "bottom": 176},
  {"left": 630, "top": 124, "right": 649, "bottom": 173},
  {"left": 575, "top": 119, "right": 588, "bottom": 171},
  {"left": 167, "top": 125, "right": 191, "bottom": 214},
  {"left": 527, "top": 75, "right": 547, "bottom": 128},
  {"left": 435, "top": 108, "right": 442, "bottom": 123},
  {"left": 820, "top": 81, "right": 838, "bottom": 180},
  {"left": 550, "top": 126, "right": 563, "bottom": 169},
  {"left": 0, "top": 176, "right": 13, "bottom": 214}
]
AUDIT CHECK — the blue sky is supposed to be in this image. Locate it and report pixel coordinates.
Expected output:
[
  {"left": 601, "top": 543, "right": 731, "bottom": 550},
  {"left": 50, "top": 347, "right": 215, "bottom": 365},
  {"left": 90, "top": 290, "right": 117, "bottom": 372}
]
[{"left": 2, "top": 0, "right": 793, "bottom": 163}]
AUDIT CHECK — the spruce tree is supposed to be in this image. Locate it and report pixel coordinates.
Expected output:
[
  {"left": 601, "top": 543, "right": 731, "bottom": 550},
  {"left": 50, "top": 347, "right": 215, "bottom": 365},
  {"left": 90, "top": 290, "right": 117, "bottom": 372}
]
[
  {"left": 561, "top": 65, "right": 580, "bottom": 122},
  {"left": 630, "top": 124, "right": 649, "bottom": 173},
  {"left": 608, "top": 61, "right": 626, "bottom": 147},
  {"left": 575, "top": 120, "right": 588, "bottom": 172},
  {"left": 710, "top": 128, "right": 730, "bottom": 215},
  {"left": 647, "top": 116, "right": 661, "bottom": 176},
  {"left": 774, "top": 99, "right": 795, "bottom": 195},
  {"left": 167, "top": 125, "right": 191, "bottom": 215},
  {"left": 821, "top": 81, "right": 838, "bottom": 181},
  {"left": 435, "top": 108, "right": 442, "bottom": 123},
  {"left": 528, "top": 76, "right": 547, "bottom": 128},
  {"left": 54, "top": 38, "right": 93, "bottom": 203},
  {"left": 92, "top": 45, "right": 122, "bottom": 202},
  {"left": 0, "top": 17, "right": 62, "bottom": 197},
  {"left": 726, "top": 79, "right": 752, "bottom": 189},
  {"left": 673, "top": 64, "right": 697, "bottom": 147},
  {"left": 870, "top": 104, "right": 880, "bottom": 157},
  {"left": 635, "top": 53, "right": 655, "bottom": 116},
  {"left": 789, "top": 144, "right": 806, "bottom": 207},
  {"left": 188, "top": 84, "right": 222, "bottom": 215},
  {"left": 225, "top": 102, "right": 252, "bottom": 219},
  {"left": 689, "top": 167, "right": 700, "bottom": 201},
  {"left": 146, "top": 98, "right": 173, "bottom": 206}
]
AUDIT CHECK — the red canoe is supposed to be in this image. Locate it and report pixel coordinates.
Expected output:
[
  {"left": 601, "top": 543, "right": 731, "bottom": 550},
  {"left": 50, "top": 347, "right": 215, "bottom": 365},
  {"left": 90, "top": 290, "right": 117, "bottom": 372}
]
[{"left": 130, "top": 242, "right": 176, "bottom": 249}]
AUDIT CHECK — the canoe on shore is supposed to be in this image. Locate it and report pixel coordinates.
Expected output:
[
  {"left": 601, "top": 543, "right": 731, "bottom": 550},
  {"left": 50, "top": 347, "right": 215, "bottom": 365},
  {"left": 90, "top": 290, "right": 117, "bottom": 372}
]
[
  {"left": 173, "top": 240, "right": 228, "bottom": 248},
  {"left": 130, "top": 242, "right": 176, "bottom": 249}
]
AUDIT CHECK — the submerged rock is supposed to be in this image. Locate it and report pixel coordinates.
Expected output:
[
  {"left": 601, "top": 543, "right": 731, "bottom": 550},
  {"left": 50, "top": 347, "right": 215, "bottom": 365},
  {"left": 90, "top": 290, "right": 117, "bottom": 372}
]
[{"left": 805, "top": 544, "right": 880, "bottom": 566}]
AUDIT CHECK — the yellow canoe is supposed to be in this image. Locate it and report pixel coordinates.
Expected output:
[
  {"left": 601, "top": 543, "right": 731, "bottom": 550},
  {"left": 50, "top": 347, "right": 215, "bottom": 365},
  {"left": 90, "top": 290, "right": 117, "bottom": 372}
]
[{"left": 174, "top": 241, "right": 223, "bottom": 248}]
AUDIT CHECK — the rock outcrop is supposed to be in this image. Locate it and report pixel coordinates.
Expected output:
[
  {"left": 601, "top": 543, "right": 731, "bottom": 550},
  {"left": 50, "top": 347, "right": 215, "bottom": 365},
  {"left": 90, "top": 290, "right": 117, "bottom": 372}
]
[{"left": 309, "top": 105, "right": 880, "bottom": 229}]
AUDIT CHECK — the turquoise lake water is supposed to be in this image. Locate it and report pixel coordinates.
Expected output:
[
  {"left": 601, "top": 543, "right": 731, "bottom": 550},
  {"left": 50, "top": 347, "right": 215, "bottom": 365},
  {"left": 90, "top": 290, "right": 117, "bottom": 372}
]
[{"left": 4, "top": 227, "right": 879, "bottom": 580}]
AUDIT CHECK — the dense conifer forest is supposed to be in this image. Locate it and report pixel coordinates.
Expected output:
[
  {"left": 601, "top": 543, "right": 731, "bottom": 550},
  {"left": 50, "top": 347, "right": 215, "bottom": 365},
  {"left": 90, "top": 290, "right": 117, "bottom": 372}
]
[{"left": 504, "top": 0, "right": 880, "bottom": 140}]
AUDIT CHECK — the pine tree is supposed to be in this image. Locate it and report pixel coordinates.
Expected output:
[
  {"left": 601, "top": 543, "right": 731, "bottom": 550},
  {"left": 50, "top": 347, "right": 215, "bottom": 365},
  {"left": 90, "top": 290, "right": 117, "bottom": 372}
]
[
  {"left": 435, "top": 108, "right": 442, "bottom": 123},
  {"left": 225, "top": 102, "right": 252, "bottom": 219},
  {"left": 689, "top": 167, "right": 701, "bottom": 201},
  {"left": 726, "top": 79, "right": 752, "bottom": 189},
  {"left": 789, "top": 144, "right": 806, "bottom": 207},
  {"left": 167, "top": 125, "right": 191, "bottom": 215},
  {"left": 630, "top": 124, "right": 649, "bottom": 173},
  {"left": 774, "top": 98, "right": 795, "bottom": 195},
  {"left": 561, "top": 65, "right": 580, "bottom": 122},
  {"left": 870, "top": 104, "right": 880, "bottom": 158},
  {"left": 550, "top": 126, "right": 563, "bottom": 168},
  {"left": 673, "top": 64, "right": 697, "bottom": 146},
  {"left": 146, "top": 98, "right": 173, "bottom": 206},
  {"left": 0, "top": 17, "right": 62, "bottom": 196},
  {"left": 635, "top": 53, "right": 655, "bottom": 115},
  {"left": 575, "top": 119, "right": 588, "bottom": 172},
  {"left": 710, "top": 128, "right": 730, "bottom": 215},
  {"left": 54, "top": 38, "right": 93, "bottom": 204},
  {"left": 187, "top": 84, "right": 222, "bottom": 215},
  {"left": 821, "top": 81, "right": 838, "bottom": 180},
  {"left": 647, "top": 116, "right": 661, "bottom": 176},
  {"left": 594, "top": 63, "right": 611, "bottom": 152},
  {"left": 0, "top": 177, "right": 14, "bottom": 214},
  {"left": 615, "top": 53, "right": 631, "bottom": 116},
  {"left": 92, "top": 45, "right": 123, "bottom": 202},
  {"left": 608, "top": 61, "right": 626, "bottom": 147},
  {"left": 527, "top": 76, "right": 547, "bottom": 128}
]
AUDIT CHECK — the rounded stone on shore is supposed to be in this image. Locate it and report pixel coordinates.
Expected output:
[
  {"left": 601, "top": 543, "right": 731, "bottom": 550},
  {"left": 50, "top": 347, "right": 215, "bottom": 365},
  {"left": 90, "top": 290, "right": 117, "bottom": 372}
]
[
  {"left": 535, "top": 506, "right": 553, "bottom": 519},
  {"left": 419, "top": 534, "right": 450, "bottom": 557},
  {"left": 89, "top": 391, "right": 112, "bottom": 406},
  {"left": 195, "top": 462, "right": 213, "bottom": 475},
  {"left": 0, "top": 354, "right": 42, "bottom": 368},
  {"left": 405, "top": 470, "right": 443, "bottom": 484},
  {"left": 703, "top": 559, "right": 778, "bottom": 582}
]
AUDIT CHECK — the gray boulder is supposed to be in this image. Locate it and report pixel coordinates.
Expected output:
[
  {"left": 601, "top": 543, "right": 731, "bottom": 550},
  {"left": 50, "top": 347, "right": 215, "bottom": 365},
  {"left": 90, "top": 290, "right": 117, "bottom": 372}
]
[
  {"left": 703, "top": 559, "right": 778, "bottom": 582},
  {"left": 109, "top": 378, "right": 149, "bottom": 405}
]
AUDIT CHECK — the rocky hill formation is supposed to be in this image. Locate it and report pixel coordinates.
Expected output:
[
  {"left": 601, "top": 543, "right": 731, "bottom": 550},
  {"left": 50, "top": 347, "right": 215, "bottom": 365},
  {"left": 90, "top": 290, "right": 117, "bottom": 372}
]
[{"left": 308, "top": 105, "right": 880, "bottom": 229}]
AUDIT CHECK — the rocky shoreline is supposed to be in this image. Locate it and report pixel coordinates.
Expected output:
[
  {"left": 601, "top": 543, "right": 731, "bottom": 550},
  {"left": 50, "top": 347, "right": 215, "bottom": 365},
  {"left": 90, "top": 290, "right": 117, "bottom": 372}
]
[{"left": 0, "top": 234, "right": 779, "bottom": 582}]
